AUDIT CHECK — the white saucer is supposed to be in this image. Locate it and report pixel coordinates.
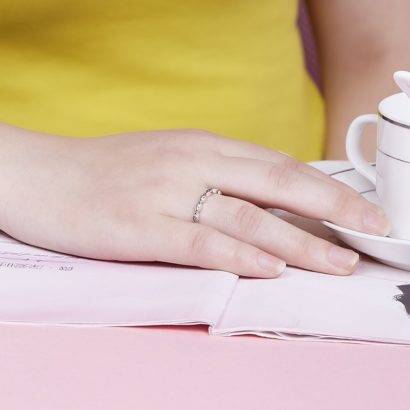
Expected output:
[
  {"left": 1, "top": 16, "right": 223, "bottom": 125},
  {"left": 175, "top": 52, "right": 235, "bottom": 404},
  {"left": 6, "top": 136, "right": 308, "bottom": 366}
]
[{"left": 311, "top": 161, "right": 410, "bottom": 271}]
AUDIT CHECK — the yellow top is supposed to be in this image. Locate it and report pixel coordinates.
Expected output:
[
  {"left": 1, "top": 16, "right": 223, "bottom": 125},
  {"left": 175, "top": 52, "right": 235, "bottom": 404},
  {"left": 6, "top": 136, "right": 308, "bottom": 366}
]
[{"left": 0, "top": 0, "right": 324, "bottom": 161}]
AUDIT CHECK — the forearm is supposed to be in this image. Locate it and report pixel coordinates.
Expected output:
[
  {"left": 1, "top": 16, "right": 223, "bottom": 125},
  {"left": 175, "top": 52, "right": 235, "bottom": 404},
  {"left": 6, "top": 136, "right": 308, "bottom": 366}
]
[
  {"left": 307, "top": 0, "right": 410, "bottom": 160},
  {"left": 0, "top": 123, "right": 76, "bottom": 229},
  {"left": 0, "top": 122, "right": 53, "bottom": 175},
  {"left": 0, "top": 122, "right": 53, "bottom": 157},
  {"left": 323, "top": 56, "right": 408, "bottom": 160}
]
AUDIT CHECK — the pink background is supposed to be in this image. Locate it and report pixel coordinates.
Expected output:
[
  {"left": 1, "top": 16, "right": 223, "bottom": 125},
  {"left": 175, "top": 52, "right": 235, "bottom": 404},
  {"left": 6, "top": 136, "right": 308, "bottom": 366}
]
[{"left": 1, "top": 323, "right": 410, "bottom": 409}]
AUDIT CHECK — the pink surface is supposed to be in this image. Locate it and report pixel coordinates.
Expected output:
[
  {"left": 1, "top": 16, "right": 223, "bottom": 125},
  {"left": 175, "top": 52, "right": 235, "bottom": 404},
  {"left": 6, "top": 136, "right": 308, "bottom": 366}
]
[{"left": 1, "top": 324, "right": 409, "bottom": 410}]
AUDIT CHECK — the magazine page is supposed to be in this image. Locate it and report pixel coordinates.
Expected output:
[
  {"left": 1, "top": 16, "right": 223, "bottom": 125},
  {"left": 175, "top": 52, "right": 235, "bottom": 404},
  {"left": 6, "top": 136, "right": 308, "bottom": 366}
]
[
  {"left": 211, "top": 259, "right": 410, "bottom": 344},
  {"left": 211, "top": 164, "right": 410, "bottom": 344},
  {"left": 0, "top": 233, "right": 237, "bottom": 326}
]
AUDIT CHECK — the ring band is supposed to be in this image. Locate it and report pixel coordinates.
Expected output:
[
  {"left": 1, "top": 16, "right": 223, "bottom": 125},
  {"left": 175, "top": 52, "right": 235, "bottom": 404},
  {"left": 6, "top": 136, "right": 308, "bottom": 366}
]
[{"left": 193, "top": 188, "right": 223, "bottom": 223}]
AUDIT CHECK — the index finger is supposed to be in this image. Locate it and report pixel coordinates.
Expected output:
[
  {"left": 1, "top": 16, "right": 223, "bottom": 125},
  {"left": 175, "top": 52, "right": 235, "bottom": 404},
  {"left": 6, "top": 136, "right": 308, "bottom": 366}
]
[
  {"left": 206, "top": 156, "right": 390, "bottom": 236},
  {"left": 212, "top": 135, "right": 353, "bottom": 192}
]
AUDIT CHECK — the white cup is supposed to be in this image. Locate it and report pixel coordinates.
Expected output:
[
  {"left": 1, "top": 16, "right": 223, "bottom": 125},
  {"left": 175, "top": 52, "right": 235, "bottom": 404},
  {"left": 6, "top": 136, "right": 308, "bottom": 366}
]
[{"left": 346, "top": 92, "right": 410, "bottom": 239}]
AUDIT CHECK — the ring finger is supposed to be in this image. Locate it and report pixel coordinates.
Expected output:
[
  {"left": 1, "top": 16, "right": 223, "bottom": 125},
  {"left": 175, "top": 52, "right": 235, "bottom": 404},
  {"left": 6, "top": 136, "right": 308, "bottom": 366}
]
[{"left": 199, "top": 194, "right": 359, "bottom": 276}]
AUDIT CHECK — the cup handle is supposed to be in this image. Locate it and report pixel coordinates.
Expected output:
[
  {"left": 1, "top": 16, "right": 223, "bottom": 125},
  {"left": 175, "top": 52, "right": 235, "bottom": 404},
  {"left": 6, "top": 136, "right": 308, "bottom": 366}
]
[{"left": 345, "top": 114, "right": 378, "bottom": 186}]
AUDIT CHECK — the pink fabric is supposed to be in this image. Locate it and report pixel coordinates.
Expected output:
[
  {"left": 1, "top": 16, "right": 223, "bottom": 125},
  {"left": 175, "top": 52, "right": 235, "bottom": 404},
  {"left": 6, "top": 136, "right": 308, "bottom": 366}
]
[{"left": 1, "top": 324, "right": 409, "bottom": 409}]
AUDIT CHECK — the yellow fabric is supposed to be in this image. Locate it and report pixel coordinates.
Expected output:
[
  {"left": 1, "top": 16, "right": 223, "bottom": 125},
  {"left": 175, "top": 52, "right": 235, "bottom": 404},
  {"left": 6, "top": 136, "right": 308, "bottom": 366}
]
[{"left": 0, "top": 0, "right": 324, "bottom": 161}]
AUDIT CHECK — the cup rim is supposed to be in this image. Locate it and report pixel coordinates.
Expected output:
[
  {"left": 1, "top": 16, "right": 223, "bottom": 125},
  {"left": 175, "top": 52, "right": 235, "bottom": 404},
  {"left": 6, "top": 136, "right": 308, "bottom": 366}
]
[
  {"left": 377, "top": 147, "right": 410, "bottom": 164},
  {"left": 378, "top": 92, "right": 410, "bottom": 127},
  {"left": 378, "top": 112, "right": 410, "bottom": 129}
]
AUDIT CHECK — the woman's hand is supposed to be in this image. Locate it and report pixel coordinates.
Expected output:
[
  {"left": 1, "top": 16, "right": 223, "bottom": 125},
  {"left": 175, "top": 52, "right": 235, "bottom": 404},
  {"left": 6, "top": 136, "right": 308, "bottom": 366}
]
[{"left": 0, "top": 125, "right": 390, "bottom": 278}]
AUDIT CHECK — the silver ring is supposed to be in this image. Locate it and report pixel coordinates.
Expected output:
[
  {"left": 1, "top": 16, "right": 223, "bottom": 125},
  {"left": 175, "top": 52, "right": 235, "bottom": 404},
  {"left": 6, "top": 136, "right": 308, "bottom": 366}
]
[{"left": 192, "top": 188, "right": 223, "bottom": 223}]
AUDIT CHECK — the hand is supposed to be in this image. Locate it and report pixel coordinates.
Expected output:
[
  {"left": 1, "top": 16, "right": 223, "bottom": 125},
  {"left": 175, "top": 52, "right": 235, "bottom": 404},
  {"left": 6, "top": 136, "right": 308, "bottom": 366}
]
[{"left": 0, "top": 126, "right": 390, "bottom": 278}]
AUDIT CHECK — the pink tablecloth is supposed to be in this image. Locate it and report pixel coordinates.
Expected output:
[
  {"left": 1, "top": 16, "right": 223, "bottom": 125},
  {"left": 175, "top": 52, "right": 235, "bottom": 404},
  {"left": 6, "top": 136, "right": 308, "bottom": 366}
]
[{"left": 1, "top": 324, "right": 409, "bottom": 410}]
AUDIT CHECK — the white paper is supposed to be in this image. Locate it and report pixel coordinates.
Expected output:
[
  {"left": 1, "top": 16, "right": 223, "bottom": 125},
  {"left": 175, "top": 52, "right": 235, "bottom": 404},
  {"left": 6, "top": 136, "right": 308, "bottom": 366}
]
[
  {"left": 0, "top": 233, "right": 237, "bottom": 326},
  {"left": 212, "top": 260, "right": 410, "bottom": 344}
]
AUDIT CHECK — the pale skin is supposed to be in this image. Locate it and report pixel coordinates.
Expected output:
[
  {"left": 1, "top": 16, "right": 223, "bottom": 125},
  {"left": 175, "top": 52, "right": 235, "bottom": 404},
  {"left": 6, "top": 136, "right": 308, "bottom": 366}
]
[
  {"left": 0, "top": 1, "right": 406, "bottom": 278},
  {"left": 0, "top": 124, "right": 389, "bottom": 278}
]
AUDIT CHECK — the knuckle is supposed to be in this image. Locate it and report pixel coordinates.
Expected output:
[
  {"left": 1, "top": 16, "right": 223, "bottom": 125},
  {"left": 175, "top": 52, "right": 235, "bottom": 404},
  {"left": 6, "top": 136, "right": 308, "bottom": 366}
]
[
  {"left": 156, "top": 136, "right": 191, "bottom": 160},
  {"left": 293, "top": 233, "right": 315, "bottom": 258},
  {"left": 332, "top": 190, "right": 354, "bottom": 216},
  {"left": 281, "top": 155, "right": 301, "bottom": 172},
  {"left": 189, "top": 229, "right": 211, "bottom": 257},
  {"left": 184, "top": 129, "right": 221, "bottom": 147},
  {"left": 268, "top": 163, "right": 295, "bottom": 191},
  {"left": 171, "top": 128, "right": 215, "bottom": 141},
  {"left": 160, "top": 128, "right": 210, "bottom": 136},
  {"left": 233, "top": 204, "right": 262, "bottom": 238},
  {"left": 230, "top": 242, "right": 246, "bottom": 267},
  {"left": 184, "top": 128, "right": 211, "bottom": 136},
  {"left": 159, "top": 129, "right": 218, "bottom": 157}
]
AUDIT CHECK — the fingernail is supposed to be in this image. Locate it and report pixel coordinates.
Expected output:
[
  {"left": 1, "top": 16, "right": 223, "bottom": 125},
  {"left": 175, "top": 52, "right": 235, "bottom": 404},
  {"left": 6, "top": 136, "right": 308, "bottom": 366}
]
[
  {"left": 362, "top": 207, "right": 391, "bottom": 236},
  {"left": 257, "top": 253, "right": 286, "bottom": 277},
  {"left": 327, "top": 246, "right": 359, "bottom": 273}
]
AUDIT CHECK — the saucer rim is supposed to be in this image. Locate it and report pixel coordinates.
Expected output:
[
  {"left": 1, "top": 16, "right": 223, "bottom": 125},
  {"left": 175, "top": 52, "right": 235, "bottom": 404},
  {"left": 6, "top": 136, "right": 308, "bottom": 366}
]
[
  {"left": 319, "top": 162, "right": 410, "bottom": 245},
  {"left": 322, "top": 220, "right": 410, "bottom": 245}
]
